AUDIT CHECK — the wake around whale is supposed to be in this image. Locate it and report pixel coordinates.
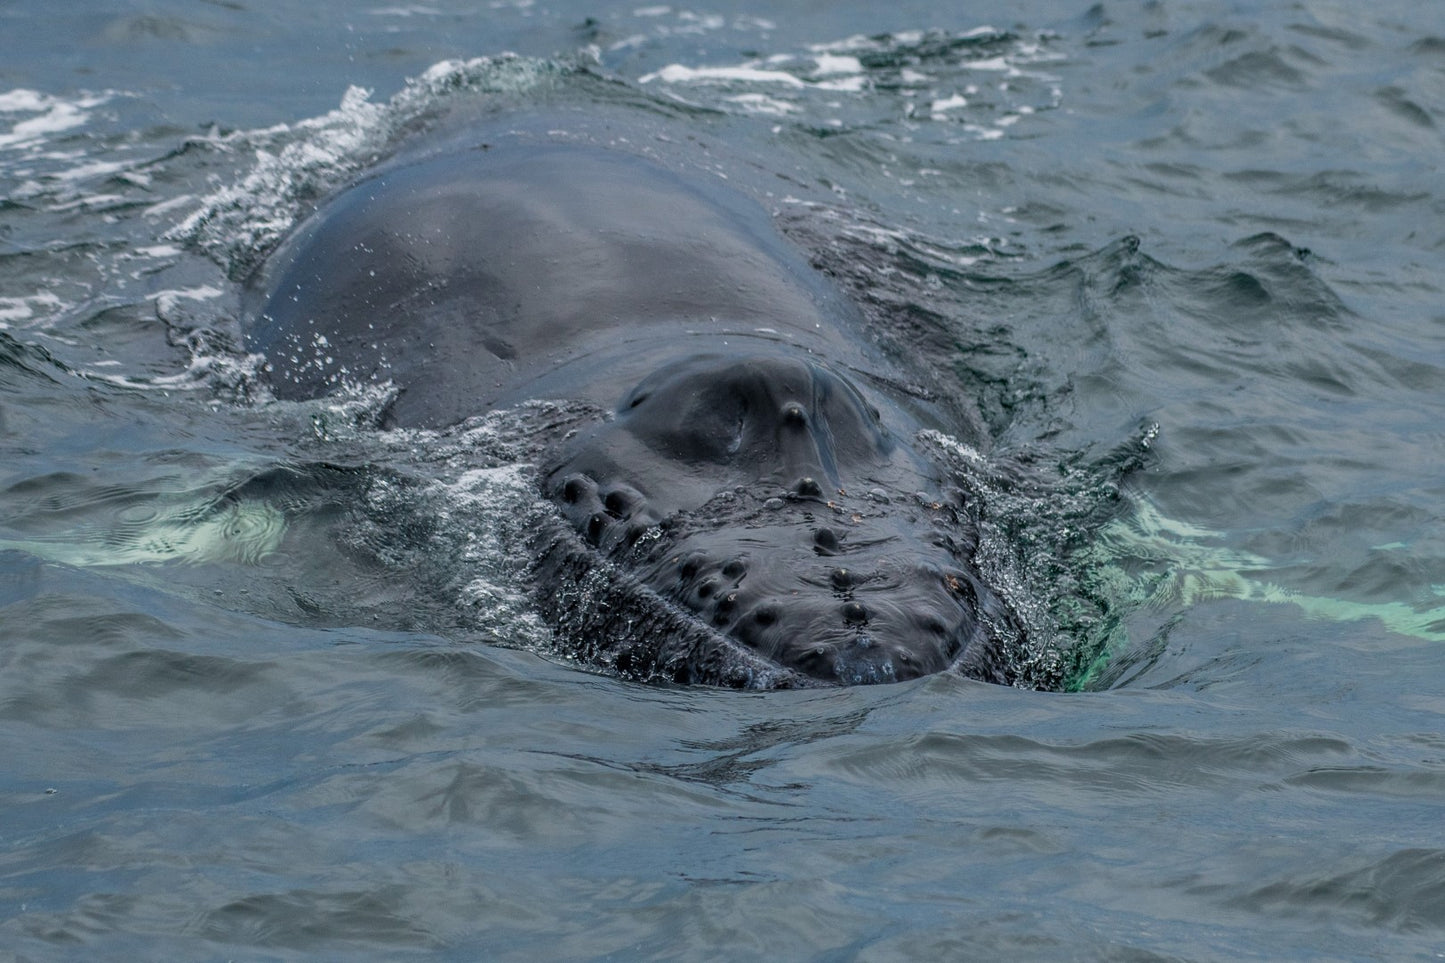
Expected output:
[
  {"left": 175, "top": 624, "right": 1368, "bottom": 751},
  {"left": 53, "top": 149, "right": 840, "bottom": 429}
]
[{"left": 245, "top": 135, "right": 1024, "bottom": 687}]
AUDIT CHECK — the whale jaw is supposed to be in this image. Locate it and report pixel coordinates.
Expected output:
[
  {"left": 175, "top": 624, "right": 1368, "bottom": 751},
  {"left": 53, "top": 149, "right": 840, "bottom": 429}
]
[{"left": 542, "top": 354, "right": 1016, "bottom": 687}]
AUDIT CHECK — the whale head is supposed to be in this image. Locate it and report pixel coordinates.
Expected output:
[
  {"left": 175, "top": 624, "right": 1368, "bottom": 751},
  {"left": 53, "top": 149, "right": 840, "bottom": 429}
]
[{"left": 543, "top": 353, "right": 1016, "bottom": 687}]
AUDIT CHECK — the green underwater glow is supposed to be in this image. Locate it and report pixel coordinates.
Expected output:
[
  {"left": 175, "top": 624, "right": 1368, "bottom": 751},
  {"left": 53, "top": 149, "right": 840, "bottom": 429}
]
[{"left": 1067, "top": 497, "right": 1445, "bottom": 690}]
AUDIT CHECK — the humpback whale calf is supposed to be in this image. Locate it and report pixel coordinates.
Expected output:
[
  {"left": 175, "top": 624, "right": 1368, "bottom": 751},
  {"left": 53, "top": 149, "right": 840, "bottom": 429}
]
[{"left": 246, "top": 136, "right": 1021, "bottom": 687}]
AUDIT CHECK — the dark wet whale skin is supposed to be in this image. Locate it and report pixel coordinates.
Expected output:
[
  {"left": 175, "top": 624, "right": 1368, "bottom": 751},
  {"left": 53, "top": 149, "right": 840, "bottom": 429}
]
[{"left": 247, "top": 141, "right": 1020, "bottom": 687}]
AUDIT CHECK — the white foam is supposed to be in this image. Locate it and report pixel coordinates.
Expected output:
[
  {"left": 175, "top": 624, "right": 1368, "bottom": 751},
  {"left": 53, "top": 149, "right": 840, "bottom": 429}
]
[
  {"left": 736, "top": 15, "right": 776, "bottom": 31},
  {"left": 0, "top": 89, "right": 52, "bottom": 111},
  {"left": 0, "top": 291, "right": 62, "bottom": 327},
  {"left": 151, "top": 285, "right": 225, "bottom": 318},
  {"left": 634, "top": 27, "right": 1061, "bottom": 142},
  {"left": 812, "top": 54, "right": 862, "bottom": 76},
  {"left": 46, "top": 158, "right": 130, "bottom": 183},
  {"left": 964, "top": 56, "right": 1012, "bottom": 73},
  {"left": 640, "top": 64, "right": 806, "bottom": 87},
  {"left": 725, "top": 93, "right": 800, "bottom": 117},
  {"left": 169, "top": 57, "right": 556, "bottom": 269},
  {"left": 815, "top": 76, "right": 866, "bottom": 93},
  {"left": 368, "top": 4, "right": 442, "bottom": 15},
  {"left": 142, "top": 194, "right": 198, "bottom": 219},
  {"left": 0, "top": 89, "right": 112, "bottom": 151},
  {"left": 930, "top": 94, "right": 969, "bottom": 115},
  {"left": 608, "top": 33, "right": 650, "bottom": 52},
  {"left": 50, "top": 192, "right": 127, "bottom": 211},
  {"left": 676, "top": 12, "right": 723, "bottom": 31}
]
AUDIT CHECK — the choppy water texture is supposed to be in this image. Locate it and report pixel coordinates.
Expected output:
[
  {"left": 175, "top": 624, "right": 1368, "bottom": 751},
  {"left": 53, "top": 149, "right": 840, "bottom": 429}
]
[{"left": 3, "top": 1, "right": 1444, "bottom": 959}]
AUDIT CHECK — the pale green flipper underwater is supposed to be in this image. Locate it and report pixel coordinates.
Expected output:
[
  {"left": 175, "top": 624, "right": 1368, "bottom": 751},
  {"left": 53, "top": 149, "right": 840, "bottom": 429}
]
[{"left": 1072, "top": 497, "right": 1445, "bottom": 690}]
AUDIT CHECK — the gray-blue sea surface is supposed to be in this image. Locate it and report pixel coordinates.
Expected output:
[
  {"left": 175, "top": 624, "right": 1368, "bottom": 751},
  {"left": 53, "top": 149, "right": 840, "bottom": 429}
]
[{"left": 2, "top": 1, "right": 1443, "bottom": 959}]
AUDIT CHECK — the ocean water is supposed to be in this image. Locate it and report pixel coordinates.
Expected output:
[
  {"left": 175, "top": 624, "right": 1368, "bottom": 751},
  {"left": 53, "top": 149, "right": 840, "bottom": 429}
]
[{"left": 2, "top": 1, "right": 1444, "bottom": 959}]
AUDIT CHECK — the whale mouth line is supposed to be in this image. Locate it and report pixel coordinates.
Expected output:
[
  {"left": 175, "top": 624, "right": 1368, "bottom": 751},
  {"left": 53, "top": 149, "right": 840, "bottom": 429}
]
[
  {"left": 536, "top": 516, "right": 972, "bottom": 688},
  {"left": 531, "top": 510, "right": 823, "bottom": 689},
  {"left": 544, "top": 465, "right": 993, "bottom": 685}
]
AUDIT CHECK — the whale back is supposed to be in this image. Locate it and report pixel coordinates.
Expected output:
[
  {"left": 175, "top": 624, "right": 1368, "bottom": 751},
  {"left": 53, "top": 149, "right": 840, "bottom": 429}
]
[{"left": 247, "top": 145, "right": 863, "bottom": 427}]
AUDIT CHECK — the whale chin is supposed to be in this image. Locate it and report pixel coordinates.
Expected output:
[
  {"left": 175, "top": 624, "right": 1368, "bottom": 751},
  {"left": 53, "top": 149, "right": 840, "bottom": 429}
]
[
  {"left": 539, "top": 472, "right": 1012, "bottom": 687},
  {"left": 540, "top": 353, "right": 1017, "bottom": 687}
]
